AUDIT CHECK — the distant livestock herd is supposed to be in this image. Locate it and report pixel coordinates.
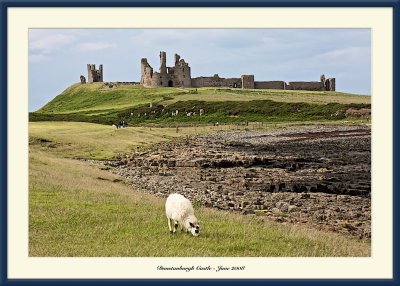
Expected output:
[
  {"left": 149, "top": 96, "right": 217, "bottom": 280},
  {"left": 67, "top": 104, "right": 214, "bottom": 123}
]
[{"left": 112, "top": 108, "right": 206, "bottom": 128}]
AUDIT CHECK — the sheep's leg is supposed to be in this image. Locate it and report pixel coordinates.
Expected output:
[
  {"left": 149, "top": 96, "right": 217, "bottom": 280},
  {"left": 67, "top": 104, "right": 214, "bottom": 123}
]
[
  {"left": 168, "top": 218, "right": 172, "bottom": 233},
  {"left": 173, "top": 221, "right": 178, "bottom": 233},
  {"left": 181, "top": 224, "right": 184, "bottom": 232}
]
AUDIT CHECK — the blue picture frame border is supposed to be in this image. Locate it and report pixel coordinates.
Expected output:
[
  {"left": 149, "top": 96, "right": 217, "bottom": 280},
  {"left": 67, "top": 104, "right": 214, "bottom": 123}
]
[{"left": 0, "top": 0, "right": 399, "bottom": 285}]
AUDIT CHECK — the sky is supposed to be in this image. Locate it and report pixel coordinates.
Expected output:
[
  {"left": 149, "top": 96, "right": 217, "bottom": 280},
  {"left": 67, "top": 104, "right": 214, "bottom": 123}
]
[{"left": 29, "top": 29, "right": 371, "bottom": 112}]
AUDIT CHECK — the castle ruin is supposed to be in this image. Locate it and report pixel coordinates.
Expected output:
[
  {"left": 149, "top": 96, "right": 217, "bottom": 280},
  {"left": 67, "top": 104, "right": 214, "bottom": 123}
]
[
  {"left": 141, "top": 52, "right": 191, "bottom": 88},
  {"left": 82, "top": 52, "right": 336, "bottom": 91},
  {"left": 87, "top": 64, "right": 103, "bottom": 83},
  {"left": 139, "top": 52, "right": 335, "bottom": 91}
]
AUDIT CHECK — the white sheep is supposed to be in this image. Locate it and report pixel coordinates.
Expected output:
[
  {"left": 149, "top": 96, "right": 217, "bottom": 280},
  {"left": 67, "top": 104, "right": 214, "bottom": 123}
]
[{"left": 165, "top": 193, "right": 200, "bottom": 236}]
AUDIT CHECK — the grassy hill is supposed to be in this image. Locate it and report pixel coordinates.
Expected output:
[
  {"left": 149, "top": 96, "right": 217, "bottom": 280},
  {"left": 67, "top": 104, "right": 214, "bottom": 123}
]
[
  {"left": 28, "top": 84, "right": 371, "bottom": 257},
  {"left": 30, "top": 82, "right": 371, "bottom": 125}
]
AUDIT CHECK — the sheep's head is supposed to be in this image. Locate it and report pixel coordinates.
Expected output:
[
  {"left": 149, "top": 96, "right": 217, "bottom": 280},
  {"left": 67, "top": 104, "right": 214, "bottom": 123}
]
[
  {"left": 189, "top": 222, "right": 200, "bottom": 237},
  {"left": 186, "top": 215, "right": 200, "bottom": 237}
]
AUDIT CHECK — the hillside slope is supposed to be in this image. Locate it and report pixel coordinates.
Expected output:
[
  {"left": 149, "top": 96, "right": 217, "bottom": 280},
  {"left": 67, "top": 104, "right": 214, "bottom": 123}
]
[{"left": 31, "top": 83, "right": 371, "bottom": 125}]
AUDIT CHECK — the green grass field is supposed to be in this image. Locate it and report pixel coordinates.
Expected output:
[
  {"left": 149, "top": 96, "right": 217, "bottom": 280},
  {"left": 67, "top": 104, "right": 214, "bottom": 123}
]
[
  {"left": 37, "top": 83, "right": 371, "bottom": 115},
  {"left": 30, "top": 83, "right": 371, "bottom": 125},
  {"left": 29, "top": 121, "right": 371, "bottom": 257}
]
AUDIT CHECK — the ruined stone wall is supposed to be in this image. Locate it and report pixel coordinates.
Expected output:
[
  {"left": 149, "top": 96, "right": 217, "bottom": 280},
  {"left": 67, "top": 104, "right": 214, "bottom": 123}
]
[
  {"left": 325, "top": 78, "right": 336, "bottom": 91},
  {"left": 159, "top": 51, "right": 167, "bottom": 75},
  {"left": 286, "top": 81, "right": 325, "bottom": 91},
  {"left": 150, "top": 72, "right": 162, "bottom": 87},
  {"left": 241, "top": 75, "right": 255, "bottom": 89},
  {"left": 254, "top": 81, "right": 285, "bottom": 90},
  {"left": 170, "top": 55, "right": 191, "bottom": 87},
  {"left": 191, "top": 74, "right": 242, "bottom": 88},
  {"left": 158, "top": 51, "right": 169, "bottom": 87},
  {"left": 141, "top": 58, "right": 155, "bottom": 87},
  {"left": 116, "top": 82, "right": 140, "bottom": 86},
  {"left": 141, "top": 57, "right": 166, "bottom": 87},
  {"left": 87, "top": 64, "right": 103, "bottom": 83},
  {"left": 140, "top": 52, "right": 191, "bottom": 88}
]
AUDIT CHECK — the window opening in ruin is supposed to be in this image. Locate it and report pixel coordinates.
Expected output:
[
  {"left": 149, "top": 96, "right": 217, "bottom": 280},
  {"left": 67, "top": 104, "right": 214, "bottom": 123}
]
[
  {"left": 168, "top": 80, "right": 173, "bottom": 87},
  {"left": 234, "top": 83, "right": 237, "bottom": 88}
]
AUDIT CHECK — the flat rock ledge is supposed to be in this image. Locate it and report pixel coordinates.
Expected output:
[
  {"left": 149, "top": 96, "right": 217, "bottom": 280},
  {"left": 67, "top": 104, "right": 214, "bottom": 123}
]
[{"left": 90, "top": 124, "right": 371, "bottom": 238}]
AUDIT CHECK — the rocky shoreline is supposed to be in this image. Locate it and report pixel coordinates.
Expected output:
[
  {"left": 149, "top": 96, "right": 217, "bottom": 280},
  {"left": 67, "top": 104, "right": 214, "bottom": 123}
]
[{"left": 92, "top": 124, "right": 371, "bottom": 238}]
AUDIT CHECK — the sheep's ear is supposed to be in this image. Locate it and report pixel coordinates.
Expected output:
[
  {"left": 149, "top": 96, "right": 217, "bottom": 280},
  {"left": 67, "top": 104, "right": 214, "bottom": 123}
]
[{"left": 189, "top": 222, "right": 194, "bottom": 227}]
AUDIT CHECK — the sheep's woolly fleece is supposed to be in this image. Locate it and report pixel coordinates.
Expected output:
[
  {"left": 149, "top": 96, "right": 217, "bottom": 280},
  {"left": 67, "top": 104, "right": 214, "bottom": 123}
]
[{"left": 165, "top": 193, "right": 195, "bottom": 222}]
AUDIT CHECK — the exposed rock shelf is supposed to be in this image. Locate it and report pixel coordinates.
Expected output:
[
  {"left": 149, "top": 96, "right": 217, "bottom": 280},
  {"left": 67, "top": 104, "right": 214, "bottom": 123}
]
[{"left": 94, "top": 125, "right": 371, "bottom": 238}]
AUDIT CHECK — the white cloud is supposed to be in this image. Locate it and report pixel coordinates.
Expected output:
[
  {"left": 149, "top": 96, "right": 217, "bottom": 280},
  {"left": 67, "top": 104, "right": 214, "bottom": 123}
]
[
  {"left": 312, "top": 46, "right": 371, "bottom": 66},
  {"left": 29, "top": 33, "right": 77, "bottom": 54},
  {"left": 74, "top": 42, "right": 117, "bottom": 52}
]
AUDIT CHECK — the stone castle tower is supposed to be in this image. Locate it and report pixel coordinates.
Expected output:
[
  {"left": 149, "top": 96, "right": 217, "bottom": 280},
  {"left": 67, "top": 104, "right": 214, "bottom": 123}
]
[
  {"left": 140, "top": 52, "right": 191, "bottom": 88},
  {"left": 87, "top": 64, "right": 103, "bottom": 83}
]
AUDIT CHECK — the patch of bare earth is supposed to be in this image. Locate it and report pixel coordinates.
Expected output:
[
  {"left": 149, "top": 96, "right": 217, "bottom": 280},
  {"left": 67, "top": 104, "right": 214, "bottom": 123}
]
[{"left": 345, "top": 107, "right": 371, "bottom": 118}]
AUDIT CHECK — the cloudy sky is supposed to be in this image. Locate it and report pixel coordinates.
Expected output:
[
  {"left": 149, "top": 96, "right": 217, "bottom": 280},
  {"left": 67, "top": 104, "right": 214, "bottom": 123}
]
[{"left": 29, "top": 29, "right": 371, "bottom": 112}]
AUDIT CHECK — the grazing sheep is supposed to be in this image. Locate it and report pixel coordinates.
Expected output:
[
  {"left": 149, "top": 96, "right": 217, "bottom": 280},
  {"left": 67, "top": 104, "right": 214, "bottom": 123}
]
[{"left": 165, "top": 193, "right": 200, "bottom": 236}]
